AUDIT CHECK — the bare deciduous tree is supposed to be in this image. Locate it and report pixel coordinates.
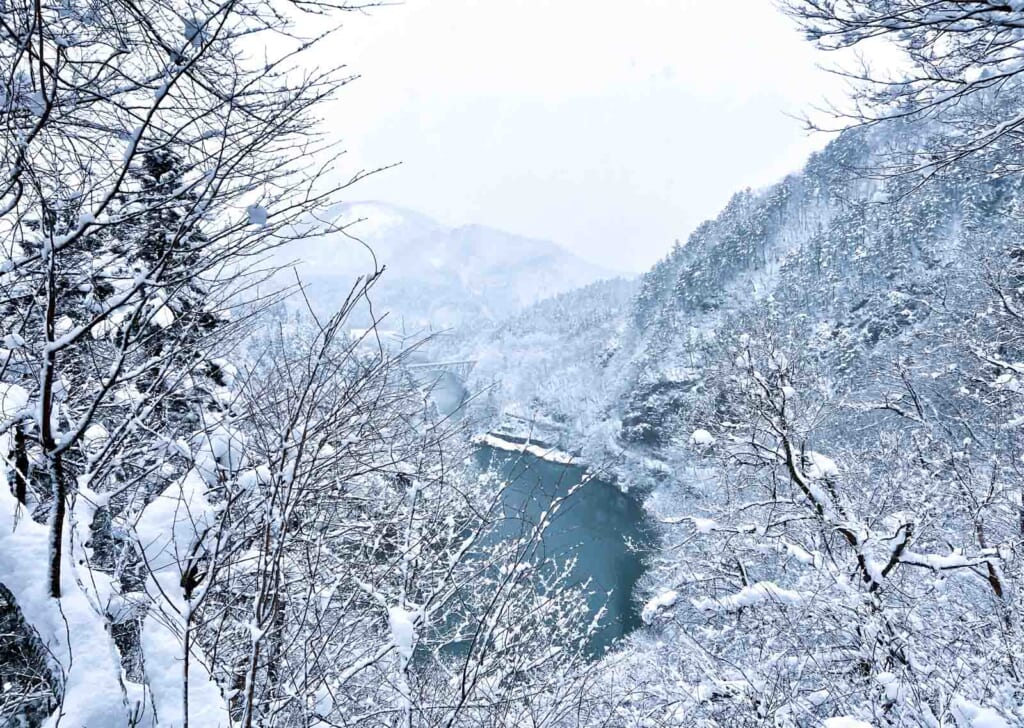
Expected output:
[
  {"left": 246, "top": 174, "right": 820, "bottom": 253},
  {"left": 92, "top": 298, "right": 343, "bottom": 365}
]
[{"left": 783, "top": 1, "right": 1024, "bottom": 179}]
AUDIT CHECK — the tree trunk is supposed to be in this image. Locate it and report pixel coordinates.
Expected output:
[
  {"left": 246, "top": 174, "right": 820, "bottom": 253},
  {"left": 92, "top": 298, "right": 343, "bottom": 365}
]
[
  {"left": 46, "top": 456, "right": 65, "bottom": 599},
  {"left": 42, "top": 244, "right": 63, "bottom": 599},
  {"left": 13, "top": 423, "right": 28, "bottom": 505}
]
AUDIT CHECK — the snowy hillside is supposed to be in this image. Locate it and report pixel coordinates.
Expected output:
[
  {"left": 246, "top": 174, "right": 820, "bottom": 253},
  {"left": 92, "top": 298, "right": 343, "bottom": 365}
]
[
  {"left": 447, "top": 276, "right": 639, "bottom": 443},
  {"left": 458, "top": 119, "right": 1024, "bottom": 724},
  {"left": 9, "top": 0, "right": 1024, "bottom": 724},
  {"left": 275, "top": 202, "right": 616, "bottom": 330},
  {"left": 465, "top": 124, "right": 1019, "bottom": 462}
]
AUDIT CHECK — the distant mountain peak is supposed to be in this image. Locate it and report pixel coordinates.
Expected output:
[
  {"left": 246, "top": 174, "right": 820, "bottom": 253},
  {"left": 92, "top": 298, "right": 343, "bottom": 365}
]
[{"left": 275, "top": 201, "right": 621, "bottom": 329}]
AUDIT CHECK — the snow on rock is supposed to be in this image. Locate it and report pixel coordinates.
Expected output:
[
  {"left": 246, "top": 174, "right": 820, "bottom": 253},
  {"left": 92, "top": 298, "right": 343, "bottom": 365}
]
[
  {"left": 135, "top": 470, "right": 217, "bottom": 574},
  {"left": 692, "top": 581, "right": 804, "bottom": 613},
  {"left": 208, "top": 358, "right": 238, "bottom": 388},
  {"left": 991, "top": 372, "right": 1021, "bottom": 391},
  {"left": 641, "top": 590, "right": 679, "bottom": 623},
  {"left": 388, "top": 606, "right": 417, "bottom": 661},
  {"left": 141, "top": 617, "right": 228, "bottom": 727},
  {"left": 91, "top": 317, "right": 119, "bottom": 339},
  {"left": 0, "top": 382, "right": 29, "bottom": 419},
  {"left": 785, "top": 542, "right": 818, "bottom": 566},
  {"left": 807, "top": 689, "right": 830, "bottom": 706},
  {"left": 237, "top": 464, "right": 273, "bottom": 489},
  {"left": 875, "top": 672, "right": 903, "bottom": 703},
  {"left": 54, "top": 315, "right": 74, "bottom": 336},
  {"left": 690, "top": 429, "right": 716, "bottom": 447},
  {"left": 113, "top": 384, "right": 145, "bottom": 406},
  {"left": 149, "top": 303, "right": 175, "bottom": 329},
  {"left": 0, "top": 456, "right": 134, "bottom": 727},
  {"left": 3, "top": 331, "right": 25, "bottom": 349}
]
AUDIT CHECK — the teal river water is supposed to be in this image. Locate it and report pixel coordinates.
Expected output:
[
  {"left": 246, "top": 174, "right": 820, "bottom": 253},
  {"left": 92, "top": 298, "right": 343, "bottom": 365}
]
[{"left": 476, "top": 445, "right": 654, "bottom": 655}]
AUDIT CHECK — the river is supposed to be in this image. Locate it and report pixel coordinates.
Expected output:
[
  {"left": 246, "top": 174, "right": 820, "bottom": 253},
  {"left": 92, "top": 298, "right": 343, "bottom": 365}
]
[{"left": 476, "top": 444, "right": 653, "bottom": 656}]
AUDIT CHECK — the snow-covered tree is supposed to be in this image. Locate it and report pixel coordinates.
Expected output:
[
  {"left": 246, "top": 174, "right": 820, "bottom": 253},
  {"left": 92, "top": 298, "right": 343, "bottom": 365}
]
[
  {"left": 0, "top": 0, "right": 368, "bottom": 723},
  {"left": 184, "top": 296, "right": 599, "bottom": 727},
  {"left": 783, "top": 0, "right": 1024, "bottom": 178},
  {"left": 0, "top": 4, "right": 606, "bottom": 725}
]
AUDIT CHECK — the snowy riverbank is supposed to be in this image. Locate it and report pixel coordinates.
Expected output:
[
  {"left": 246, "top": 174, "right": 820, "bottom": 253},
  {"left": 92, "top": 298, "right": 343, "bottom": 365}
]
[{"left": 472, "top": 432, "right": 578, "bottom": 466}]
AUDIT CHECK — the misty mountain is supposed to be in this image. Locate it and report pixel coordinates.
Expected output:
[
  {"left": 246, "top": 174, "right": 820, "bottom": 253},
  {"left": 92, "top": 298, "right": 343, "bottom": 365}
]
[{"left": 275, "top": 201, "right": 617, "bottom": 331}]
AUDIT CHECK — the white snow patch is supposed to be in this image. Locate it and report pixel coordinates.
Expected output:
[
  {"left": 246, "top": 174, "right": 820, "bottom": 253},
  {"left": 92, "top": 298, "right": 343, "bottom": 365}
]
[
  {"left": 54, "top": 315, "right": 74, "bottom": 336},
  {"left": 0, "top": 382, "right": 29, "bottom": 418},
  {"left": 690, "top": 428, "right": 716, "bottom": 447},
  {"left": 641, "top": 590, "right": 679, "bottom": 623},
  {"left": 693, "top": 581, "right": 804, "bottom": 613},
  {"left": 824, "top": 719, "right": 873, "bottom": 728},
  {"left": 807, "top": 689, "right": 830, "bottom": 706},
  {"left": 238, "top": 464, "right": 273, "bottom": 489},
  {"left": 952, "top": 697, "right": 1010, "bottom": 728},
  {"left": 208, "top": 358, "right": 238, "bottom": 388},
  {"left": 473, "top": 433, "right": 576, "bottom": 465},
  {"left": 135, "top": 469, "right": 230, "bottom": 726},
  {"left": 246, "top": 204, "right": 268, "bottom": 227},
  {"left": 875, "top": 672, "right": 903, "bottom": 702},
  {"left": 82, "top": 422, "right": 109, "bottom": 453},
  {"left": 785, "top": 542, "right": 817, "bottom": 566},
  {"left": 693, "top": 517, "right": 717, "bottom": 534},
  {"left": 388, "top": 606, "right": 416, "bottom": 661},
  {"left": 150, "top": 303, "right": 175, "bottom": 328},
  {"left": 805, "top": 451, "right": 839, "bottom": 479},
  {"left": 193, "top": 420, "right": 248, "bottom": 483},
  {"left": 902, "top": 550, "right": 977, "bottom": 570},
  {"left": 0, "top": 454, "right": 135, "bottom": 727}
]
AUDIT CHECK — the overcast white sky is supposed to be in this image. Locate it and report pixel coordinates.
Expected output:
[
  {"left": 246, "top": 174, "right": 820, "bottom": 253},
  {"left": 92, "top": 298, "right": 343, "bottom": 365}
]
[{"left": 322, "top": 0, "right": 845, "bottom": 272}]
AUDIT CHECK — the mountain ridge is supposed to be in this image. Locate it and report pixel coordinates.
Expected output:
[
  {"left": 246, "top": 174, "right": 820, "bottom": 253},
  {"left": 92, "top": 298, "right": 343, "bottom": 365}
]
[
  {"left": 458, "top": 122, "right": 1019, "bottom": 476},
  {"left": 275, "top": 200, "right": 620, "bottom": 330}
]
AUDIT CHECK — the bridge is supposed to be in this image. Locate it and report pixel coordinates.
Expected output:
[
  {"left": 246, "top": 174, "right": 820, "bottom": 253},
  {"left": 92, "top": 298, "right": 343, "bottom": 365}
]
[{"left": 406, "top": 359, "right": 477, "bottom": 381}]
